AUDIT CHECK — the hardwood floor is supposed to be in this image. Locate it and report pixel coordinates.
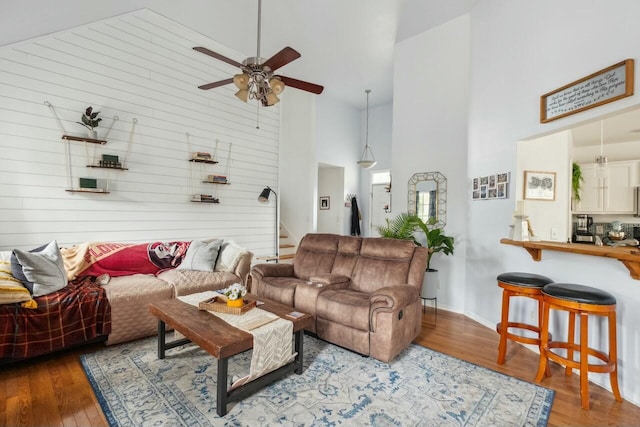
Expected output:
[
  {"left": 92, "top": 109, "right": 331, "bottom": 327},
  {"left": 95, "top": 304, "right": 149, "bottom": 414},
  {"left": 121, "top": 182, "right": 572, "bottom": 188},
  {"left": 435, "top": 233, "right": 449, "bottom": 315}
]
[{"left": 1, "top": 309, "right": 638, "bottom": 426}]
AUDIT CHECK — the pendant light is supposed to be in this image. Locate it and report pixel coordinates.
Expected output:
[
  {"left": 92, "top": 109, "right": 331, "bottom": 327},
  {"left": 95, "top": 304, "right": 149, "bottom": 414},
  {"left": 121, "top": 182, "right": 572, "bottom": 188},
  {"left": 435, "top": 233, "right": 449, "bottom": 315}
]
[
  {"left": 595, "top": 120, "right": 608, "bottom": 179},
  {"left": 357, "top": 89, "right": 377, "bottom": 168}
]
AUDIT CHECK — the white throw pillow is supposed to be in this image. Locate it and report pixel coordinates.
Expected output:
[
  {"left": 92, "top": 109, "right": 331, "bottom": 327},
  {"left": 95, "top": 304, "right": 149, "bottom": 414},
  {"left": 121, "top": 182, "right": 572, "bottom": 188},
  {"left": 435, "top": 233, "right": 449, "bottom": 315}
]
[
  {"left": 215, "top": 241, "right": 248, "bottom": 273},
  {"left": 13, "top": 240, "right": 68, "bottom": 297},
  {"left": 177, "top": 239, "right": 223, "bottom": 272}
]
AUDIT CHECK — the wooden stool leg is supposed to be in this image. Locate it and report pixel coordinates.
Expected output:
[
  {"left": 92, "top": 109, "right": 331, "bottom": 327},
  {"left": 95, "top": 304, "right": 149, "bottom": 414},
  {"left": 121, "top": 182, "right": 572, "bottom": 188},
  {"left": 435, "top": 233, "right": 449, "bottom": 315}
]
[
  {"left": 535, "top": 300, "right": 550, "bottom": 382},
  {"left": 537, "top": 296, "right": 551, "bottom": 377},
  {"left": 608, "top": 311, "right": 622, "bottom": 402},
  {"left": 497, "top": 289, "right": 510, "bottom": 365},
  {"left": 566, "top": 311, "right": 576, "bottom": 377},
  {"left": 579, "top": 313, "right": 590, "bottom": 409}
]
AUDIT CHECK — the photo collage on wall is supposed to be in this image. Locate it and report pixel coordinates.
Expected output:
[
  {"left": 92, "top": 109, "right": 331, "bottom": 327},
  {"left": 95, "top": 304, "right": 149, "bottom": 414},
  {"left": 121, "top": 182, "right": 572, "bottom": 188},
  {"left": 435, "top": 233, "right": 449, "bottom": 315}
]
[{"left": 472, "top": 172, "right": 510, "bottom": 200}]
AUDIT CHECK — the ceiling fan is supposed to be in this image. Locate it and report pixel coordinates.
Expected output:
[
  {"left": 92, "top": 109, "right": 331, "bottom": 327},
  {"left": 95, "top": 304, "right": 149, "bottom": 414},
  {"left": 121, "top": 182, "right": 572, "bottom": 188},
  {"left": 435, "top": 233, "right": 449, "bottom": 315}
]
[{"left": 193, "top": 0, "right": 324, "bottom": 106}]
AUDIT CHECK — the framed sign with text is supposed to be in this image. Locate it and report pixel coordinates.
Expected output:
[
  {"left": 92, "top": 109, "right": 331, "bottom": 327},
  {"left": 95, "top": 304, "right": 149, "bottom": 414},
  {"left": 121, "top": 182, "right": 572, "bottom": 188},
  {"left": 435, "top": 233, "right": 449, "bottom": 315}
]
[{"left": 540, "top": 59, "right": 634, "bottom": 123}]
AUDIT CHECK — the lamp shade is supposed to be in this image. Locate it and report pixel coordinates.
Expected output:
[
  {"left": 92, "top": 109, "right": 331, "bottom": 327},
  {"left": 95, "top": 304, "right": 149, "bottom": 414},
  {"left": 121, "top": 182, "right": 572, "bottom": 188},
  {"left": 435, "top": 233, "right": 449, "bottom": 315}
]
[
  {"left": 235, "top": 89, "right": 249, "bottom": 102},
  {"left": 269, "top": 77, "right": 285, "bottom": 95},
  {"left": 233, "top": 73, "right": 250, "bottom": 89},
  {"left": 258, "top": 187, "right": 272, "bottom": 203},
  {"left": 265, "top": 92, "right": 280, "bottom": 106}
]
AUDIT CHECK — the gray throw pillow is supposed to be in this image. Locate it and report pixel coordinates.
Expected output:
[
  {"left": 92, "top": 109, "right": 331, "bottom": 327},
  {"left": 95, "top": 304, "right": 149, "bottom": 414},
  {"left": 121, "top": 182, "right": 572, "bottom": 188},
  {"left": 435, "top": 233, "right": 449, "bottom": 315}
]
[
  {"left": 13, "top": 240, "right": 68, "bottom": 297},
  {"left": 177, "top": 239, "right": 223, "bottom": 272}
]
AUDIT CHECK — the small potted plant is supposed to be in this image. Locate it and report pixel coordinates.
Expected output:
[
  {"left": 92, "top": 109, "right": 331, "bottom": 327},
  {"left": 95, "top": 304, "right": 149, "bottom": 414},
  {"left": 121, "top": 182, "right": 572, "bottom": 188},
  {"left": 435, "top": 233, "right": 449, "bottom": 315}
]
[
  {"left": 77, "top": 106, "right": 102, "bottom": 139},
  {"left": 224, "top": 283, "right": 247, "bottom": 308}
]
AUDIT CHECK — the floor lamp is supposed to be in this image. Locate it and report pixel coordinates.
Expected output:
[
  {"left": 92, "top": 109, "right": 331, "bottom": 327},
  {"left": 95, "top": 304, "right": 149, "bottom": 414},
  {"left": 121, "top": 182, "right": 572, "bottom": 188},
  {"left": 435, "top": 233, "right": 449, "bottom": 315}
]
[{"left": 258, "top": 186, "right": 278, "bottom": 262}]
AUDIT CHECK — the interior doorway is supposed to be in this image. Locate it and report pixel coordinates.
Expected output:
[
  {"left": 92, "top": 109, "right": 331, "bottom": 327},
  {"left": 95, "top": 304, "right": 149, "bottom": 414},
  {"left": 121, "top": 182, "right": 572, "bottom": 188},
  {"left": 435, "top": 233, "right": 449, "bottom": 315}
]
[
  {"left": 317, "top": 164, "right": 345, "bottom": 234},
  {"left": 370, "top": 170, "right": 391, "bottom": 236}
]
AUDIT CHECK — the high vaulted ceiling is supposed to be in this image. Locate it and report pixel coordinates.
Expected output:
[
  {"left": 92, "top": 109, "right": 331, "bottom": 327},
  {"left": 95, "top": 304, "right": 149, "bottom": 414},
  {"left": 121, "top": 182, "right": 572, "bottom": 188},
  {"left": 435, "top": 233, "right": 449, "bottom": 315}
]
[{"left": 0, "top": 0, "right": 476, "bottom": 109}]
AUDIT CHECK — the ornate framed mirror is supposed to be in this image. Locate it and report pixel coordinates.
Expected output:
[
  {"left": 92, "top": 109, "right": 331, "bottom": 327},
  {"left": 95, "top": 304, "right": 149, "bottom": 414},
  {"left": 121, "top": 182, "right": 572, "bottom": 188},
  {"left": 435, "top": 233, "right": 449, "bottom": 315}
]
[{"left": 407, "top": 172, "right": 447, "bottom": 228}]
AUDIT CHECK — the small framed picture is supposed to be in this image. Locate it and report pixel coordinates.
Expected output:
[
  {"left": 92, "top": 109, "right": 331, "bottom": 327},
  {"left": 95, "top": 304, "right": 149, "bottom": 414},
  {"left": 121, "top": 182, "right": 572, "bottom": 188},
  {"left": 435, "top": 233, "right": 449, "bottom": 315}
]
[
  {"left": 488, "top": 175, "right": 496, "bottom": 189},
  {"left": 524, "top": 171, "right": 556, "bottom": 201},
  {"left": 497, "top": 182, "right": 507, "bottom": 198},
  {"left": 497, "top": 173, "right": 509, "bottom": 184},
  {"left": 480, "top": 185, "right": 488, "bottom": 199},
  {"left": 319, "top": 196, "right": 330, "bottom": 210},
  {"left": 473, "top": 178, "right": 479, "bottom": 190},
  {"left": 488, "top": 188, "right": 497, "bottom": 198},
  {"left": 472, "top": 190, "right": 480, "bottom": 199},
  {"left": 480, "top": 176, "right": 489, "bottom": 186}
]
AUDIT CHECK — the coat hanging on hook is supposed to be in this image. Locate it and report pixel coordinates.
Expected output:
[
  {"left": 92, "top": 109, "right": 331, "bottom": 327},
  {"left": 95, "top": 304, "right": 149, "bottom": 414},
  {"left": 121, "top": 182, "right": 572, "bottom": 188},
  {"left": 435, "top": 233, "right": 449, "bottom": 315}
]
[{"left": 350, "top": 196, "right": 361, "bottom": 236}]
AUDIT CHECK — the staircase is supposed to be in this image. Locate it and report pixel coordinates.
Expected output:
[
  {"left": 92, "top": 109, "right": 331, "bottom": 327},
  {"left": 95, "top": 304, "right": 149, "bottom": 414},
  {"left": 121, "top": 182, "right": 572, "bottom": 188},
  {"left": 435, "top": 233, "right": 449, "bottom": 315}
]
[{"left": 277, "top": 226, "right": 296, "bottom": 264}]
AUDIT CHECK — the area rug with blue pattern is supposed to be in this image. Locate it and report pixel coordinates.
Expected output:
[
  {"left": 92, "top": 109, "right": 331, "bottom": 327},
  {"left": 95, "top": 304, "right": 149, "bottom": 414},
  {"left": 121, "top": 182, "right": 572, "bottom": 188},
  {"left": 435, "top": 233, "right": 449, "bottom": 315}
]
[{"left": 81, "top": 334, "right": 554, "bottom": 426}]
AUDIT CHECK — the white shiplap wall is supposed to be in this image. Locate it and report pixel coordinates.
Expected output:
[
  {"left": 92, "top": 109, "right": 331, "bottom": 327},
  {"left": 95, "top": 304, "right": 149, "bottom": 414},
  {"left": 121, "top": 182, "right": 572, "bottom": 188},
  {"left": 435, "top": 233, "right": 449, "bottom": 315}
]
[{"left": 0, "top": 9, "right": 279, "bottom": 256}]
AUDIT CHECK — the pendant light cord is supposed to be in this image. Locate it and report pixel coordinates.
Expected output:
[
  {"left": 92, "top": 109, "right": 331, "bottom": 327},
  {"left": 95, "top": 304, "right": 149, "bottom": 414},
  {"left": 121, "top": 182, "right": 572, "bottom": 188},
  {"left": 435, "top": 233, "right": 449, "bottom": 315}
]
[{"left": 365, "top": 89, "right": 370, "bottom": 149}]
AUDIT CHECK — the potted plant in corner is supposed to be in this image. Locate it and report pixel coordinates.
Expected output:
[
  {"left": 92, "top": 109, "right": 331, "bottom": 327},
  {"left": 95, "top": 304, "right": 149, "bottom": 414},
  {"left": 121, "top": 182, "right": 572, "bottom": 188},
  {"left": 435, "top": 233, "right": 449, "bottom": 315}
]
[
  {"left": 377, "top": 214, "right": 454, "bottom": 299},
  {"left": 77, "top": 106, "right": 102, "bottom": 139},
  {"left": 410, "top": 216, "right": 454, "bottom": 299}
]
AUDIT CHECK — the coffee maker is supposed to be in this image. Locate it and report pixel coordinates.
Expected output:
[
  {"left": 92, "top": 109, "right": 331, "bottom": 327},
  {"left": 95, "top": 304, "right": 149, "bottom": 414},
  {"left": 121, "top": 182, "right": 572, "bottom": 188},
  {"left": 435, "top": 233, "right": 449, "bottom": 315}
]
[{"left": 573, "top": 214, "right": 594, "bottom": 243}]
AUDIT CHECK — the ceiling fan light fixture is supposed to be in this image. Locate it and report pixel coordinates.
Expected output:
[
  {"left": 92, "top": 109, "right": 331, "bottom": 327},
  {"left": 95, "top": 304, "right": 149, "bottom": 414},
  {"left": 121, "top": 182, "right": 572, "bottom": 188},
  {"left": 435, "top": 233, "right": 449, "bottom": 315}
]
[
  {"left": 358, "top": 89, "right": 376, "bottom": 169},
  {"left": 235, "top": 89, "right": 249, "bottom": 102},
  {"left": 269, "top": 77, "right": 285, "bottom": 95},
  {"left": 233, "top": 73, "right": 250, "bottom": 89},
  {"left": 265, "top": 91, "right": 280, "bottom": 106}
]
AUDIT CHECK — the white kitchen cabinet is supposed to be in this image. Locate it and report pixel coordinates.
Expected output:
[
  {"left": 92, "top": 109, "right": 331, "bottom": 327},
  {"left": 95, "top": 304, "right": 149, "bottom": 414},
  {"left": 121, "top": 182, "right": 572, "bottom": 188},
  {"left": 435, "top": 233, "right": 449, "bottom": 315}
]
[{"left": 573, "top": 161, "right": 637, "bottom": 214}]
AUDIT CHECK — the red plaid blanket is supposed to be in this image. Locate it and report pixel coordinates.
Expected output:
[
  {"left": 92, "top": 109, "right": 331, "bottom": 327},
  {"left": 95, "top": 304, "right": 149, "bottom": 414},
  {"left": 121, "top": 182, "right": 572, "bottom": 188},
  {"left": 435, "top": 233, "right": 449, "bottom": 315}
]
[{"left": 0, "top": 277, "right": 111, "bottom": 361}]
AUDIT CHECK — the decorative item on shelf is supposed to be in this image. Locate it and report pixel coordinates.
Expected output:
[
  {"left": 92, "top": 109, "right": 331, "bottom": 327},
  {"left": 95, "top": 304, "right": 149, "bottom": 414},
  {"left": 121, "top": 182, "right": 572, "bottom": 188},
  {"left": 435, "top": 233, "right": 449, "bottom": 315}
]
[
  {"left": 191, "top": 151, "right": 217, "bottom": 163},
  {"left": 79, "top": 177, "right": 97, "bottom": 189},
  {"left": 357, "top": 89, "right": 376, "bottom": 169},
  {"left": 224, "top": 283, "right": 247, "bottom": 308},
  {"left": 191, "top": 194, "right": 220, "bottom": 203},
  {"left": 77, "top": 106, "right": 102, "bottom": 139},
  {"left": 99, "top": 154, "right": 123, "bottom": 169},
  {"left": 205, "top": 174, "right": 228, "bottom": 184},
  {"left": 572, "top": 162, "right": 583, "bottom": 203},
  {"left": 511, "top": 201, "right": 531, "bottom": 241}
]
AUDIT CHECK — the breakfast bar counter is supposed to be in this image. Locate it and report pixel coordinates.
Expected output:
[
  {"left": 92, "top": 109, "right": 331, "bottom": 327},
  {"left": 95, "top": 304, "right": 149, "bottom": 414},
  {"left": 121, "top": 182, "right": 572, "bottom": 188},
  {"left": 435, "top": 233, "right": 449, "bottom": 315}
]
[{"left": 500, "top": 238, "right": 640, "bottom": 280}]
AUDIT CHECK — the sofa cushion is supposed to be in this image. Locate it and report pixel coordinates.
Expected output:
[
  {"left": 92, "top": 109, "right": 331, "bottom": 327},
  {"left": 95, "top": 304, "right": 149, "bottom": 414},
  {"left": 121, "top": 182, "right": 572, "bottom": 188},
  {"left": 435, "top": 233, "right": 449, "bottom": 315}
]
[
  {"left": 177, "top": 239, "right": 223, "bottom": 272},
  {"left": 349, "top": 238, "right": 415, "bottom": 294},
  {"left": 13, "top": 241, "right": 68, "bottom": 297},
  {"left": 317, "top": 289, "right": 371, "bottom": 331},
  {"left": 215, "top": 241, "right": 248, "bottom": 272},
  {"left": 157, "top": 269, "right": 239, "bottom": 297},
  {"left": 293, "top": 234, "right": 340, "bottom": 279},
  {"left": 256, "top": 277, "right": 303, "bottom": 306}
]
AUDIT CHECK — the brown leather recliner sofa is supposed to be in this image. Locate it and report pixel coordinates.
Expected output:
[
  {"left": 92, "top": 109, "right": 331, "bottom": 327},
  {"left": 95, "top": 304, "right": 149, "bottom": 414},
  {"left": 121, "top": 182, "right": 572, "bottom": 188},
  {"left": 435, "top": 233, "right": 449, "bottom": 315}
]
[{"left": 250, "top": 233, "right": 428, "bottom": 362}]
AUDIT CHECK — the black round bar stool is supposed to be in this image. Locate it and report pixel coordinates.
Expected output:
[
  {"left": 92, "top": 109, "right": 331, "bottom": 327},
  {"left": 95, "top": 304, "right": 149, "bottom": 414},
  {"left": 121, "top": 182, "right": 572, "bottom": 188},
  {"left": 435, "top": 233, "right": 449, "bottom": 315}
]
[
  {"left": 496, "top": 272, "right": 554, "bottom": 368},
  {"left": 534, "top": 283, "right": 622, "bottom": 410}
]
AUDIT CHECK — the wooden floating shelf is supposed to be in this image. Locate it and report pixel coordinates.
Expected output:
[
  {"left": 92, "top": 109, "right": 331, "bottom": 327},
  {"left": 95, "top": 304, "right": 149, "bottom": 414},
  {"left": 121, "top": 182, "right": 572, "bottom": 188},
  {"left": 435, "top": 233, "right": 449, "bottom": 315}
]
[
  {"left": 191, "top": 200, "right": 220, "bottom": 204},
  {"left": 201, "top": 181, "right": 229, "bottom": 185},
  {"left": 500, "top": 238, "right": 640, "bottom": 280},
  {"left": 65, "top": 189, "right": 110, "bottom": 194},
  {"left": 189, "top": 159, "right": 218, "bottom": 164},
  {"left": 87, "top": 165, "right": 129, "bottom": 170},
  {"left": 62, "top": 135, "right": 107, "bottom": 145}
]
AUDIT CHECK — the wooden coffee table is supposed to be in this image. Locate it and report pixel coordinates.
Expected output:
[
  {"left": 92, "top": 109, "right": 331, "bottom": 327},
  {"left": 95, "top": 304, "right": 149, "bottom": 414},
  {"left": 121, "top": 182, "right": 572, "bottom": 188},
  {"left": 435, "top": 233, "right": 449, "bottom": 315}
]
[{"left": 148, "top": 293, "right": 312, "bottom": 416}]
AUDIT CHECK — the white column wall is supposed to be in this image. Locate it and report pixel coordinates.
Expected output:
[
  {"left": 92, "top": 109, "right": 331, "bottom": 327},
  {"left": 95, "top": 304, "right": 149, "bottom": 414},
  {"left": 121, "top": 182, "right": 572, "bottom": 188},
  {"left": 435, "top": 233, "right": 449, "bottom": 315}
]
[{"left": 393, "top": 14, "right": 470, "bottom": 312}]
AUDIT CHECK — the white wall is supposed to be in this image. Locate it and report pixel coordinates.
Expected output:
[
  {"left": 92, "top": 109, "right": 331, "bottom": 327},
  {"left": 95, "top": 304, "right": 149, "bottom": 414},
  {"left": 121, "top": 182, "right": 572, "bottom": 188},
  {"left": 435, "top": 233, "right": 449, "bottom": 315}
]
[
  {"left": 0, "top": 9, "right": 280, "bottom": 255},
  {"left": 516, "top": 131, "right": 571, "bottom": 242},
  {"left": 280, "top": 89, "right": 317, "bottom": 244},
  {"left": 466, "top": 0, "right": 640, "bottom": 404},
  {"left": 393, "top": 14, "right": 470, "bottom": 312}
]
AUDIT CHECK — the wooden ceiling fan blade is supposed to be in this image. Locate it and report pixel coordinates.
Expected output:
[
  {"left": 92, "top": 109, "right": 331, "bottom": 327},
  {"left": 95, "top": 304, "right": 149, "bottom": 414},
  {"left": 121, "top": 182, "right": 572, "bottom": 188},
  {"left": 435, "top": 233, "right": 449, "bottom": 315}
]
[
  {"left": 198, "top": 78, "right": 234, "bottom": 90},
  {"left": 263, "top": 47, "right": 301, "bottom": 72},
  {"left": 278, "top": 76, "right": 324, "bottom": 94},
  {"left": 193, "top": 47, "right": 243, "bottom": 69}
]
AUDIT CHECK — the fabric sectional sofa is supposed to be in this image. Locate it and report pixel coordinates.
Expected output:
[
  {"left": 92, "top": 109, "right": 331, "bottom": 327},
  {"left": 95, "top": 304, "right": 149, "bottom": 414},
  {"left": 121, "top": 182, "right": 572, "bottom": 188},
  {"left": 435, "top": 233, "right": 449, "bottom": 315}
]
[
  {"left": 0, "top": 238, "right": 251, "bottom": 362},
  {"left": 250, "top": 233, "right": 428, "bottom": 362}
]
